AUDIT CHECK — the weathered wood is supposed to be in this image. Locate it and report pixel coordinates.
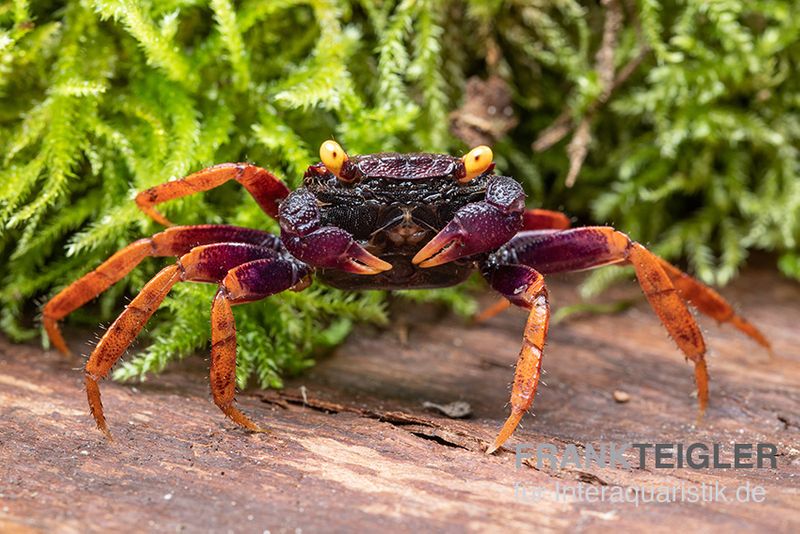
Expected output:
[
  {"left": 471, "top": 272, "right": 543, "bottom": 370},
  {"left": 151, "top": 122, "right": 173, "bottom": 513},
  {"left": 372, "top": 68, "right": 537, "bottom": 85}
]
[{"left": 1, "top": 268, "right": 799, "bottom": 533}]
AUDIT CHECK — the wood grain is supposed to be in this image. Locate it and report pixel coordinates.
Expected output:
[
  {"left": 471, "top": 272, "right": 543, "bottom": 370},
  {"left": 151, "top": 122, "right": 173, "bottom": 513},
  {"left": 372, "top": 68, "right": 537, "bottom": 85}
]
[{"left": 1, "top": 268, "right": 798, "bottom": 533}]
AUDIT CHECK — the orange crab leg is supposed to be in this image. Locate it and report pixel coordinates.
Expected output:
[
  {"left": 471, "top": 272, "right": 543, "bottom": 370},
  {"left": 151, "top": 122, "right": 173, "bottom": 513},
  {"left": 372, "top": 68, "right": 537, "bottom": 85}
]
[
  {"left": 473, "top": 297, "right": 512, "bottom": 323},
  {"left": 85, "top": 264, "right": 183, "bottom": 438},
  {"left": 629, "top": 242, "right": 709, "bottom": 416},
  {"left": 135, "top": 163, "right": 290, "bottom": 225},
  {"left": 82, "top": 243, "right": 308, "bottom": 438},
  {"left": 522, "top": 209, "right": 571, "bottom": 231},
  {"left": 210, "top": 288, "right": 259, "bottom": 431},
  {"left": 493, "top": 227, "right": 714, "bottom": 423},
  {"left": 504, "top": 228, "right": 770, "bottom": 351},
  {"left": 209, "top": 257, "right": 307, "bottom": 431},
  {"left": 43, "top": 225, "right": 281, "bottom": 355},
  {"left": 483, "top": 265, "right": 549, "bottom": 454},
  {"left": 656, "top": 258, "right": 770, "bottom": 350}
]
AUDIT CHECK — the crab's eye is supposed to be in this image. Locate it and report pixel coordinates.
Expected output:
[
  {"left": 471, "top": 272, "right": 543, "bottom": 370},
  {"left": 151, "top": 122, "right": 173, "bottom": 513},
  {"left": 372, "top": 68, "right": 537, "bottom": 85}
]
[
  {"left": 460, "top": 145, "right": 493, "bottom": 182},
  {"left": 320, "top": 140, "right": 349, "bottom": 178}
]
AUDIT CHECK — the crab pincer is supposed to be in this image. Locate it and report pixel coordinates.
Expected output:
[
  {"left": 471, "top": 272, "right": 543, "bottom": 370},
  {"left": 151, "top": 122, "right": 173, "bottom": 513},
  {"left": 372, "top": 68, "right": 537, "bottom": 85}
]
[
  {"left": 283, "top": 225, "right": 392, "bottom": 275},
  {"left": 279, "top": 189, "right": 391, "bottom": 275},
  {"left": 413, "top": 178, "right": 525, "bottom": 267}
]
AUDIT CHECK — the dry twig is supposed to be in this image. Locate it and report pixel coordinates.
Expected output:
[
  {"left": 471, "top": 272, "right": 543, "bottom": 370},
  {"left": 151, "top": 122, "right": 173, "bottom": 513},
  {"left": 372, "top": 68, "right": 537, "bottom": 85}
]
[{"left": 532, "top": 0, "right": 651, "bottom": 187}]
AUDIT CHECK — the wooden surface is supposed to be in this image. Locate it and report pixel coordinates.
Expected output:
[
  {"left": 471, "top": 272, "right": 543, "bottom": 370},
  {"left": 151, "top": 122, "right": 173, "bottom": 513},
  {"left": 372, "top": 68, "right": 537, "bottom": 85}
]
[{"left": 1, "top": 268, "right": 799, "bottom": 533}]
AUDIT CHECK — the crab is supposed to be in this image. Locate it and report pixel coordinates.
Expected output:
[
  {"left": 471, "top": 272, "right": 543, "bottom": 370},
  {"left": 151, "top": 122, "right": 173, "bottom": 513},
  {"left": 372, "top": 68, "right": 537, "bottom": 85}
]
[{"left": 43, "top": 141, "right": 770, "bottom": 452}]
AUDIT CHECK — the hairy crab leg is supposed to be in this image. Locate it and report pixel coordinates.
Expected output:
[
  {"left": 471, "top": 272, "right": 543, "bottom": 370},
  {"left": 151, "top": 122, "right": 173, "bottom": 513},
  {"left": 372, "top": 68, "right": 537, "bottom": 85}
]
[
  {"left": 492, "top": 227, "right": 747, "bottom": 421},
  {"left": 522, "top": 209, "right": 571, "bottom": 231},
  {"left": 473, "top": 298, "right": 511, "bottom": 323},
  {"left": 502, "top": 228, "right": 770, "bottom": 350},
  {"left": 210, "top": 288, "right": 251, "bottom": 430},
  {"left": 85, "top": 264, "right": 181, "bottom": 439},
  {"left": 135, "top": 163, "right": 291, "bottom": 225},
  {"left": 210, "top": 257, "right": 309, "bottom": 430},
  {"left": 655, "top": 258, "right": 770, "bottom": 351},
  {"left": 482, "top": 265, "right": 550, "bottom": 454},
  {"left": 43, "top": 225, "right": 282, "bottom": 356},
  {"left": 629, "top": 243, "right": 710, "bottom": 418},
  {"left": 83, "top": 243, "right": 308, "bottom": 438}
]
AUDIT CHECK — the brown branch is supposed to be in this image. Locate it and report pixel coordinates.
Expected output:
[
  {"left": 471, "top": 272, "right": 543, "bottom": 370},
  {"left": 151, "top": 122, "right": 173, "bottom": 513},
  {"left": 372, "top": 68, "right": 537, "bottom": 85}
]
[
  {"left": 531, "top": 47, "right": 649, "bottom": 153},
  {"left": 607, "top": 45, "right": 650, "bottom": 98},
  {"left": 532, "top": 0, "right": 651, "bottom": 161},
  {"left": 596, "top": 0, "right": 622, "bottom": 102},
  {"left": 560, "top": 0, "right": 622, "bottom": 187},
  {"left": 565, "top": 119, "right": 591, "bottom": 187},
  {"left": 532, "top": 109, "right": 573, "bottom": 152},
  {"left": 564, "top": 44, "right": 651, "bottom": 188}
]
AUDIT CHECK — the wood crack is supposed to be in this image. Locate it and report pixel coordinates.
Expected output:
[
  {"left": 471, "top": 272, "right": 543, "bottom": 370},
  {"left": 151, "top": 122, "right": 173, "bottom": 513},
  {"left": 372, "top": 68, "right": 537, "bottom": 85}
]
[{"left": 257, "top": 389, "right": 484, "bottom": 451}]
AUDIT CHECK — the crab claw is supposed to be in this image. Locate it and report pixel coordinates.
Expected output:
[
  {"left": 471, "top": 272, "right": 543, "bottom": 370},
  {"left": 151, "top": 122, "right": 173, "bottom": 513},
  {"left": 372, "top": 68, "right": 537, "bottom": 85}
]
[
  {"left": 341, "top": 243, "right": 393, "bottom": 274},
  {"left": 412, "top": 221, "right": 467, "bottom": 268},
  {"left": 284, "top": 226, "right": 391, "bottom": 275},
  {"left": 413, "top": 201, "right": 522, "bottom": 268}
]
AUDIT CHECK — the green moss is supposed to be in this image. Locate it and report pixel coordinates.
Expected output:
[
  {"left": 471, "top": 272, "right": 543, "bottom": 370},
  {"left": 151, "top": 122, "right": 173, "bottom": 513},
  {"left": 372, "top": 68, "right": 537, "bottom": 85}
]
[{"left": 1, "top": 1, "right": 798, "bottom": 387}]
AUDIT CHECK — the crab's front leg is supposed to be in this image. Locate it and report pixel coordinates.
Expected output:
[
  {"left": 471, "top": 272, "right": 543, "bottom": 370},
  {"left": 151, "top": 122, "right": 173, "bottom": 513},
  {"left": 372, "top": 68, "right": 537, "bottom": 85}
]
[
  {"left": 412, "top": 176, "right": 525, "bottom": 267},
  {"left": 492, "top": 227, "right": 729, "bottom": 426},
  {"left": 279, "top": 189, "right": 391, "bottom": 274},
  {"left": 43, "top": 225, "right": 282, "bottom": 355},
  {"left": 83, "top": 242, "right": 309, "bottom": 438},
  {"left": 481, "top": 263, "right": 550, "bottom": 454}
]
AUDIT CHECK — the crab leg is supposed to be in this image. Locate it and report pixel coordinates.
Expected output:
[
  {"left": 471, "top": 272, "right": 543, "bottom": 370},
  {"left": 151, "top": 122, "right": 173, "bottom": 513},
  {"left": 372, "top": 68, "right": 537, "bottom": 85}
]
[
  {"left": 522, "top": 209, "right": 571, "bottom": 231},
  {"left": 83, "top": 242, "right": 308, "bottom": 438},
  {"left": 504, "top": 228, "right": 770, "bottom": 349},
  {"left": 210, "top": 258, "right": 308, "bottom": 430},
  {"left": 473, "top": 297, "right": 512, "bottom": 323},
  {"left": 473, "top": 210, "right": 571, "bottom": 323},
  {"left": 655, "top": 258, "right": 770, "bottom": 350},
  {"left": 135, "top": 163, "right": 291, "bottom": 225},
  {"left": 482, "top": 265, "right": 550, "bottom": 454},
  {"left": 85, "top": 264, "right": 181, "bottom": 438},
  {"left": 43, "top": 225, "right": 281, "bottom": 355},
  {"left": 492, "top": 227, "right": 768, "bottom": 424}
]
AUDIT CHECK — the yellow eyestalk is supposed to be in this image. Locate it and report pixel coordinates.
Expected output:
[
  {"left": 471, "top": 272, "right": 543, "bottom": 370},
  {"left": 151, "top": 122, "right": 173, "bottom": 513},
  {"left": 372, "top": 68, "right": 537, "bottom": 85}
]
[
  {"left": 320, "top": 140, "right": 349, "bottom": 178},
  {"left": 460, "top": 145, "right": 493, "bottom": 182}
]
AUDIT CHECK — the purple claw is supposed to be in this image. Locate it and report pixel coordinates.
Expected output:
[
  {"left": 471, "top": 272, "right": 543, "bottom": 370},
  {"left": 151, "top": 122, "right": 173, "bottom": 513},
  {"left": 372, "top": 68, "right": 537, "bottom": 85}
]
[
  {"left": 280, "top": 189, "right": 392, "bottom": 275},
  {"left": 413, "top": 201, "right": 522, "bottom": 267},
  {"left": 284, "top": 226, "right": 391, "bottom": 275}
]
